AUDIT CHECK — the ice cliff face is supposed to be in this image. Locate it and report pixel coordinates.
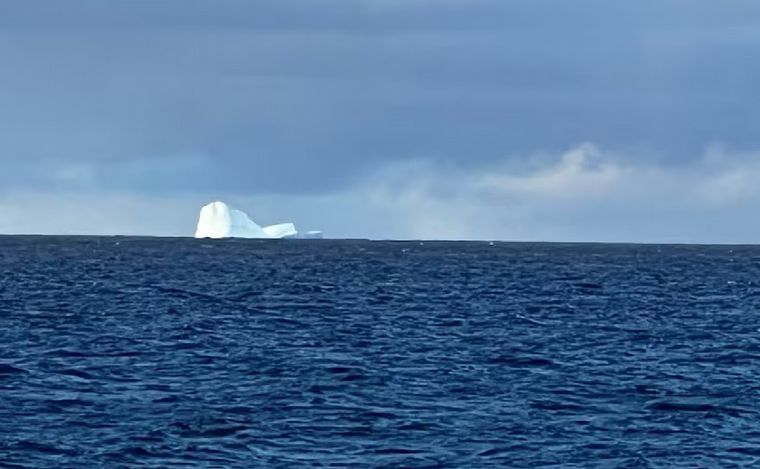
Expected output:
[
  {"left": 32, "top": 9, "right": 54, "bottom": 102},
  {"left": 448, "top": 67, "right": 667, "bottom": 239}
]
[{"left": 194, "top": 201, "right": 321, "bottom": 239}]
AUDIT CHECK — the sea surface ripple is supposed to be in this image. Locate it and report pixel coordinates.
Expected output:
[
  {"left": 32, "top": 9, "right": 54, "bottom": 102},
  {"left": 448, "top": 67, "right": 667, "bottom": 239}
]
[{"left": 1, "top": 237, "right": 760, "bottom": 468}]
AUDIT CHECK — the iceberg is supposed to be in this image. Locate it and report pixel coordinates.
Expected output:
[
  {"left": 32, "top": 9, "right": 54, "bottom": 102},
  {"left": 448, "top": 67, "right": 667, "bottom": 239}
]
[{"left": 194, "top": 201, "right": 322, "bottom": 239}]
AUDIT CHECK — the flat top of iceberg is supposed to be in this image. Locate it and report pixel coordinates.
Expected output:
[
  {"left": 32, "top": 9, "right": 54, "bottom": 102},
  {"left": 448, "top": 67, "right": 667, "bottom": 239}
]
[{"left": 194, "top": 201, "right": 321, "bottom": 239}]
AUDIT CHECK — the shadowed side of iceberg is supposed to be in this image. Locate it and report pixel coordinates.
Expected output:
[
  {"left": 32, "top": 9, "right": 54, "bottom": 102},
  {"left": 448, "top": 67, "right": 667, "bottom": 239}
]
[{"left": 262, "top": 223, "right": 297, "bottom": 239}]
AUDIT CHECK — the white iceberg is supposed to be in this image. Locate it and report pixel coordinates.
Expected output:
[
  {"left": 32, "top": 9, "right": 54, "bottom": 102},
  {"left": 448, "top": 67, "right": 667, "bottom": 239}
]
[{"left": 194, "top": 201, "right": 322, "bottom": 239}]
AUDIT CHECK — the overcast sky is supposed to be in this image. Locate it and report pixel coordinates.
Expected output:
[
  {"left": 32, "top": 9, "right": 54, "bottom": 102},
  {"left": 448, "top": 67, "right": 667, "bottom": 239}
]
[{"left": 1, "top": 0, "right": 760, "bottom": 242}]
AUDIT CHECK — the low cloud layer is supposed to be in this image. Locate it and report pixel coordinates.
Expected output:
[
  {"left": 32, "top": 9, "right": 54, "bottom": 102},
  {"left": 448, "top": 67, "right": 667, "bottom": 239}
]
[{"left": 4, "top": 143, "right": 760, "bottom": 243}]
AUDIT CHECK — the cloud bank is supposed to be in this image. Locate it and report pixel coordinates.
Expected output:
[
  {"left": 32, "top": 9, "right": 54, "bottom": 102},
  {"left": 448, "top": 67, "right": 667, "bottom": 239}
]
[{"left": 3, "top": 143, "right": 760, "bottom": 243}]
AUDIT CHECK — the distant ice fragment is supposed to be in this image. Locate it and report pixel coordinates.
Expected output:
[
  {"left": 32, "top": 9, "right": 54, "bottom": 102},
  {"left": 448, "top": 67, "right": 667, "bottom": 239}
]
[
  {"left": 194, "top": 201, "right": 321, "bottom": 239},
  {"left": 295, "top": 231, "right": 324, "bottom": 239}
]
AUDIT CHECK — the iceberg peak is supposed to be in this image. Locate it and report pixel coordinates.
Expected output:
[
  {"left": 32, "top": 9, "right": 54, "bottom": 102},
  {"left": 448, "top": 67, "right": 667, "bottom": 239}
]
[{"left": 194, "top": 201, "right": 321, "bottom": 239}]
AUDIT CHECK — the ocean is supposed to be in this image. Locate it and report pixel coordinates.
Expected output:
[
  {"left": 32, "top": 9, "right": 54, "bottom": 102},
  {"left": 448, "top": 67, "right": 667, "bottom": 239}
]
[{"left": 1, "top": 236, "right": 759, "bottom": 468}]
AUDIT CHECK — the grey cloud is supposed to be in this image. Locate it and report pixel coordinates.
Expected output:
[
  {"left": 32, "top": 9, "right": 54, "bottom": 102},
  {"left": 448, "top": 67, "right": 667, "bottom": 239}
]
[
  {"left": 7, "top": 143, "right": 760, "bottom": 242},
  {"left": 0, "top": 0, "right": 759, "bottom": 203}
]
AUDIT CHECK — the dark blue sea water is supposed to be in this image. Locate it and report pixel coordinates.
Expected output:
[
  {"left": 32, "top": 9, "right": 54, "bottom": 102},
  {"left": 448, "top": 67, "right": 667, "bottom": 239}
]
[{"left": 2, "top": 237, "right": 760, "bottom": 468}]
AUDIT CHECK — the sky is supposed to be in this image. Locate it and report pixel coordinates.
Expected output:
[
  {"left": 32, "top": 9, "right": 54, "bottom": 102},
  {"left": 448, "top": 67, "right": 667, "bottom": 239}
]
[{"left": 1, "top": 0, "right": 760, "bottom": 242}]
